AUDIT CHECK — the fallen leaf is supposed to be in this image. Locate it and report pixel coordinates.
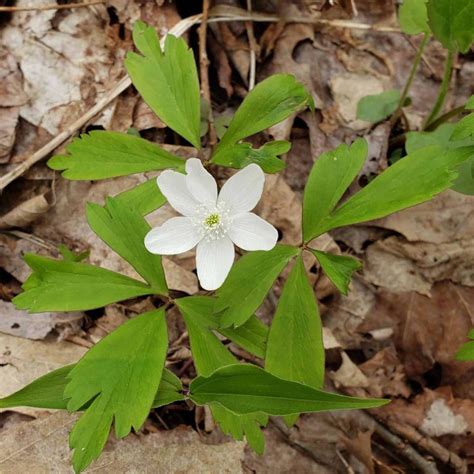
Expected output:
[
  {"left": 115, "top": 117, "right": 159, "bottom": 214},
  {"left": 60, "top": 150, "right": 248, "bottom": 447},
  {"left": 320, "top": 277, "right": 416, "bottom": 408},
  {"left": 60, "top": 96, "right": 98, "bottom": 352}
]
[{"left": 0, "top": 194, "right": 51, "bottom": 229}]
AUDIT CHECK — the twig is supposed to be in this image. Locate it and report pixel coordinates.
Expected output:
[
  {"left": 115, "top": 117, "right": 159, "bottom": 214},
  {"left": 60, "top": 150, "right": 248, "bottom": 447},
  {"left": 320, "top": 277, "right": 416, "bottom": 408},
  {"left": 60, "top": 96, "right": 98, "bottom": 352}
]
[
  {"left": 383, "top": 419, "right": 468, "bottom": 474},
  {"left": 245, "top": 0, "right": 257, "bottom": 90},
  {"left": 0, "top": 1, "right": 105, "bottom": 12},
  {"left": 198, "top": 0, "right": 217, "bottom": 147}
]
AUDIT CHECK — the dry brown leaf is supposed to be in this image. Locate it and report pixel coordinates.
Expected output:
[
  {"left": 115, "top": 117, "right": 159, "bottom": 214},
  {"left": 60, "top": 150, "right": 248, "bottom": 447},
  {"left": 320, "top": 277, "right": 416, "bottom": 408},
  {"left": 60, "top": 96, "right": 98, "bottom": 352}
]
[
  {"left": 0, "top": 193, "right": 51, "bottom": 229},
  {"left": 0, "top": 107, "right": 20, "bottom": 162},
  {"left": 0, "top": 301, "right": 83, "bottom": 341},
  {"left": 0, "top": 411, "right": 245, "bottom": 473},
  {"left": 330, "top": 352, "right": 370, "bottom": 389},
  {"left": 0, "top": 332, "right": 86, "bottom": 415}
]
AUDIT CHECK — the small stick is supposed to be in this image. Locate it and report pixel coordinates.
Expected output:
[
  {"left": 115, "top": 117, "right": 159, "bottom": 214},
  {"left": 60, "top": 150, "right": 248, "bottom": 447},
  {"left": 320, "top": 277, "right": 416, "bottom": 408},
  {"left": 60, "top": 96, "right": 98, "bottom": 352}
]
[
  {"left": 198, "top": 0, "right": 217, "bottom": 147},
  {"left": 245, "top": 0, "right": 257, "bottom": 90},
  {"left": 0, "top": 1, "right": 105, "bottom": 12}
]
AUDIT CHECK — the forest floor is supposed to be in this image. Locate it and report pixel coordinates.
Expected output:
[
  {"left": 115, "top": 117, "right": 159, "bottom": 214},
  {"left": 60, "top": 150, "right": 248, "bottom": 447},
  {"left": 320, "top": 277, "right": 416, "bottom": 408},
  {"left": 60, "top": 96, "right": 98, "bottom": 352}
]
[{"left": 0, "top": 0, "right": 473, "bottom": 473}]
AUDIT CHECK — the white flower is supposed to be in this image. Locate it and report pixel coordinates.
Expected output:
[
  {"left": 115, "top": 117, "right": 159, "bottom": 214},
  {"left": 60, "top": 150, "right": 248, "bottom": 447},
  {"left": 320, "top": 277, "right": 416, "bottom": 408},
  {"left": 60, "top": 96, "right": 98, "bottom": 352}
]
[{"left": 145, "top": 158, "right": 278, "bottom": 290}]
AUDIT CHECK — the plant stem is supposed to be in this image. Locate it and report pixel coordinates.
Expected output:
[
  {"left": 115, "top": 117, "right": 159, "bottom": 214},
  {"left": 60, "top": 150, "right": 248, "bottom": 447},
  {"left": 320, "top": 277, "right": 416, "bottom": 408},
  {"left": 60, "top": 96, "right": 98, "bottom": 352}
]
[
  {"left": 423, "top": 48, "right": 456, "bottom": 129},
  {"left": 391, "top": 33, "right": 429, "bottom": 125},
  {"left": 424, "top": 105, "right": 466, "bottom": 131}
]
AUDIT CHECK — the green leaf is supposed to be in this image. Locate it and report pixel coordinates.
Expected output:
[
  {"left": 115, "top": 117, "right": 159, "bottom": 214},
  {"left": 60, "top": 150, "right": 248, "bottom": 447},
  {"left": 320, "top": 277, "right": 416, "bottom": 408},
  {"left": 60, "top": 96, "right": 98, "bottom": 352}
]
[
  {"left": 211, "top": 141, "right": 290, "bottom": 173},
  {"left": 313, "top": 145, "right": 474, "bottom": 235},
  {"left": 177, "top": 299, "right": 268, "bottom": 454},
  {"left": 427, "top": 0, "right": 474, "bottom": 53},
  {"left": 65, "top": 309, "right": 168, "bottom": 473},
  {"left": 176, "top": 296, "right": 268, "bottom": 359},
  {"left": 456, "top": 329, "right": 474, "bottom": 361},
  {"left": 87, "top": 197, "right": 167, "bottom": 293},
  {"left": 190, "top": 364, "right": 389, "bottom": 416},
  {"left": 217, "top": 74, "right": 313, "bottom": 150},
  {"left": 48, "top": 131, "right": 184, "bottom": 180},
  {"left": 399, "top": 0, "right": 430, "bottom": 34},
  {"left": 310, "top": 250, "right": 362, "bottom": 296},
  {"left": 13, "top": 254, "right": 153, "bottom": 313},
  {"left": 303, "top": 139, "right": 368, "bottom": 242},
  {"left": 451, "top": 97, "right": 474, "bottom": 142},
  {"left": 265, "top": 257, "right": 324, "bottom": 425},
  {"left": 0, "top": 364, "right": 183, "bottom": 411},
  {"left": 125, "top": 23, "right": 201, "bottom": 148},
  {"left": 406, "top": 124, "right": 474, "bottom": 195},
  {"left": 114, "top": 178, "right": 167, "bottom": 216},
  {"left": 356, "top": 90, "right": 401, "bottom": 123},
  {"left": 58, "top": 244, "right": 89, "bottom": 263},
  {"left": 215, "top": 245, "right": 300, "bottom": 328}
]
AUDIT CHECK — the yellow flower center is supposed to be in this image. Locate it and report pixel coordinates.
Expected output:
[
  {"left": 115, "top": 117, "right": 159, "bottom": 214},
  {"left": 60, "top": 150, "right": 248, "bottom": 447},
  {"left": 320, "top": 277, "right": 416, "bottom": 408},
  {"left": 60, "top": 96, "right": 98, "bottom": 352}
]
[{"left": 204, "top": 213, "right": 221, "bottom": 228}]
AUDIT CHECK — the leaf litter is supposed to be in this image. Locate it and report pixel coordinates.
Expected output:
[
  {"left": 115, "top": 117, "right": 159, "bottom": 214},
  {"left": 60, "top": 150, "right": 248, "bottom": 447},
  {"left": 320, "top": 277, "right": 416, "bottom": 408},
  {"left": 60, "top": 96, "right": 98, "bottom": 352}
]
[{"left": 0, "top": 0, "right": 473, "bottom": 472}]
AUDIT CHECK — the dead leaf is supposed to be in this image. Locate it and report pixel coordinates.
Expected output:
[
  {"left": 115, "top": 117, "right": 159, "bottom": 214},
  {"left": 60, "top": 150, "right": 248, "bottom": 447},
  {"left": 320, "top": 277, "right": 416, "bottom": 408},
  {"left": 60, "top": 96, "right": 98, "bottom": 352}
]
[
  {"left": 330, "top": 352, "right": 370, "bottom": 389},
  {"left": 0, "top": 193, "right": 51, "bottom": 229},
  {"left": 0, "top": 107, "right": 19, "bottom": 162},
  {"left": 0, "top": 332, "right": 86, "bottom": 415},
  {"left": 0, "top": 411, "right": 246, "bottom": 473},
  {"left": 0, "top": 301, "right": 83, "bottom": 341}
]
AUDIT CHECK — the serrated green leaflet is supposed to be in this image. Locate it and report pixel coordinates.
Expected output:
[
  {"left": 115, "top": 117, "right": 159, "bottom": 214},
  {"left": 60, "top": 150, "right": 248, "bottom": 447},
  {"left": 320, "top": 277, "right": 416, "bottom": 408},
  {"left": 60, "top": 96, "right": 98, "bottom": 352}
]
[
  {"left": 451, "top": 99, "right": 474, "bottom": 142},
  {"left": 125, "top": 23, "right": 201, "bottom": 148},
  {"left": 427, "top": 0, "right": 474, "bottom": 53},
  {"left": 265, "top": 257, "right": 324, "bottom": 425},
  {"left": 177, "top": 299, "right": 268, "bottom": 454},
  {"left": 65, "top": 309, "right": 168, "bottom": 473},
  {"left": 215, "top": 245, "right": 299, "bottom": 328},
  {"left": 13, "top": 254, "right": 154, "bottom": 313},
  {"left": 310, "top": 250, "right": 362, "bottom": 296},
  {"left": 303, "top": 139, "right": 367, "bottom": 242},
  {"left": 48, "top": 131, "right": 184, "bottom": 180},
  {"left": 190, "top": 364, "right": 389, "bottom": 416},
  {"left": 399, "top": 0, "right": 429, "bottom": 34},
  {"left": 211, "top": 141, "right": 290, "bottom": 173},
  {"left": 216, "top": 74, "right": 312, "bottom": 150},
  {"left": 406, "top": 124, "right": 474, "bottom": 195},
  {"left": 314, "top": 145, "right": 473, "bottom": 234},
  {"left": 356, "top": 90, "right": 401, "bottom": 123},
  {"left": 456, "top": 329, "right": 474, "bottom": 361},
  {"left": 0, "top": 365, "right": 183, "bottom": 411},
  {"left": 87, "top": 197, "right": 167, "bottom": 293},
  {"left": 114, "top": 178, "right": 167, "bottom": 216},
  {"left": 177, "top": 296, "right": 268, "bottom": 359}
]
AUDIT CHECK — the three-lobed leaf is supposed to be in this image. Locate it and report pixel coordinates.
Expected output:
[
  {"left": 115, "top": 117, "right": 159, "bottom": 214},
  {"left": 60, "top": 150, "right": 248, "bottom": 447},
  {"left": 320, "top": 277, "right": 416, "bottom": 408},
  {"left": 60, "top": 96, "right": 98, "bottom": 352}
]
[
  {"left": 303, "top": 139, "right": 368, "bottom": 241},
  {"left": 313, "top": 145, "right": 474, "bottom": 234},
  {"left": 265, "top": 256, "right": 325, "bottom": 424},
  {"left": 216, "top": 74, "right": 313, "bottom": 151},
  {"left": 48, "top": 131, "right": 184, "bottom": 180},
  {"left": 399, "top": 0, "right": 430, "bottom": 35},
  {"left": 211, "top": 141, "right": 290, "bottom": 173},
  {"left": 427, "top": 0, "right": 474, "bottom": 53},
  {"left": 190, "top": 364, "right": 389, "bottom": 416},
  {"left": 114, "top": 178, "right": 167, "bottom": 216},
  {"left": 125, "top": 23, "right": 201, "bottom": 148},
  {"left": 13, "top": 254, "right": 154, "bottom": 313},
  {"left": 356, "top": 90, "right": 401, "bottom": 123},
  {"left": 177, "top": 299, "right": 268, "bottom": 454},
  {"left": 215, "top": 245, "right": 299, "bottom": 328},
  {"left": 87, "top": 197, "right": 167, "bottom": 293},
  {"left": 65, "top": 309, "right": 168, "bottom": 473},
  {"left": 310, "top": 250, "right": 362, "bottom": 296}
]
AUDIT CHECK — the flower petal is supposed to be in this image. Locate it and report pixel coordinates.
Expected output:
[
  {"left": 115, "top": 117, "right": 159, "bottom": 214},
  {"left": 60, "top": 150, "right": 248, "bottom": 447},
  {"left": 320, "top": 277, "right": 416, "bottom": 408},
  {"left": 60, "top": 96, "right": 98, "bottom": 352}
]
[
  {"left": 228, "top": 212, "right": 278, "bottom": 251},
  {"left": 218, "top": 164, "right": 265, "bottom": 214},
  {"left": 185, "top": 158, "right": 218, "bottom": 205},
  {"left": 145, "top": 217, "right": 201, "bottom": 255},
  {"left": 157, "top": 170, "right": 199, "bottom": 216},
  {"left": 196, "top": 236, "right": 234, "bottom": 290}
]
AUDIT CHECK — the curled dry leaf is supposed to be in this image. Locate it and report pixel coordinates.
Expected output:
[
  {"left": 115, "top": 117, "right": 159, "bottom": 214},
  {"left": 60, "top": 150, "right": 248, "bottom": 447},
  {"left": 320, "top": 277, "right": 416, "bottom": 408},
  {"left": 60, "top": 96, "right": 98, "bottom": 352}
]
[{"left": 0, "top": 193, "right": 51, "bottom": 230}]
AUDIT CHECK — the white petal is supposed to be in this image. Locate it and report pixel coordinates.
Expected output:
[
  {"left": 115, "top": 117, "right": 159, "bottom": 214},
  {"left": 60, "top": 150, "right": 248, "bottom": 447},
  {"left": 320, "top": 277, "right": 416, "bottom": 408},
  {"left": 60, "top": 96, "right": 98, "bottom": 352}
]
[
  {"left": 218, "top": 164, "right": 264, "bottom": 214},
  {"left": 157, "top": 170, "right": 199, "bottom": 216},
  {"left": 196, "top": 236, "right": 234, "bottom": 290},
  {"left": 185, "top": 158, "right": 218, "bottom": 205},
  {"left": 145, "top": 217, "right": 201, "bottom": 255},
  {"left": 228, "top": 212, "right": 278, "bottom": 251}
]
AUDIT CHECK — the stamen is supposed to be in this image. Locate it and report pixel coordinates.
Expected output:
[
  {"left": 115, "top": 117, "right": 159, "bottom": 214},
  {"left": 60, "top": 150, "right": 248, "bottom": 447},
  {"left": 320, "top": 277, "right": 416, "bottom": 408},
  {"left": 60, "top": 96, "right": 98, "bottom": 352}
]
[
  {"left": 204, "top": 213, "right": 220, "bottom": 228},
  {"left": 193, "top": 202, "right": 232, "bottom": 242}
]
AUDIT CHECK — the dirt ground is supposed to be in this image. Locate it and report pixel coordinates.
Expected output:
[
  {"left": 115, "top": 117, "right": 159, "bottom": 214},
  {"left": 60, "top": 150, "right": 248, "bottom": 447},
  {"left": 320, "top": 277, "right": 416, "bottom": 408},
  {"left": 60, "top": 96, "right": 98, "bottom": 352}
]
[{"left": 0, "top": 0, "right": 473, "bottom": 473}]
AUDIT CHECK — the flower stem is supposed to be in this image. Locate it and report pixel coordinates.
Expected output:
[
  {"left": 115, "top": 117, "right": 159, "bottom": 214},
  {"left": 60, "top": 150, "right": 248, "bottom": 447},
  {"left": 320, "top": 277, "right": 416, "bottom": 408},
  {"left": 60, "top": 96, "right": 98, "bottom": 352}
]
[
  {"left": 423, "top": 48, "right": 456, "bottom": 129},
  {"left": 424, "top": 105, "right": 466, "bottom": 131},
  {"left": 391, "top": 33, "right": 429, "bottom": 126}
]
